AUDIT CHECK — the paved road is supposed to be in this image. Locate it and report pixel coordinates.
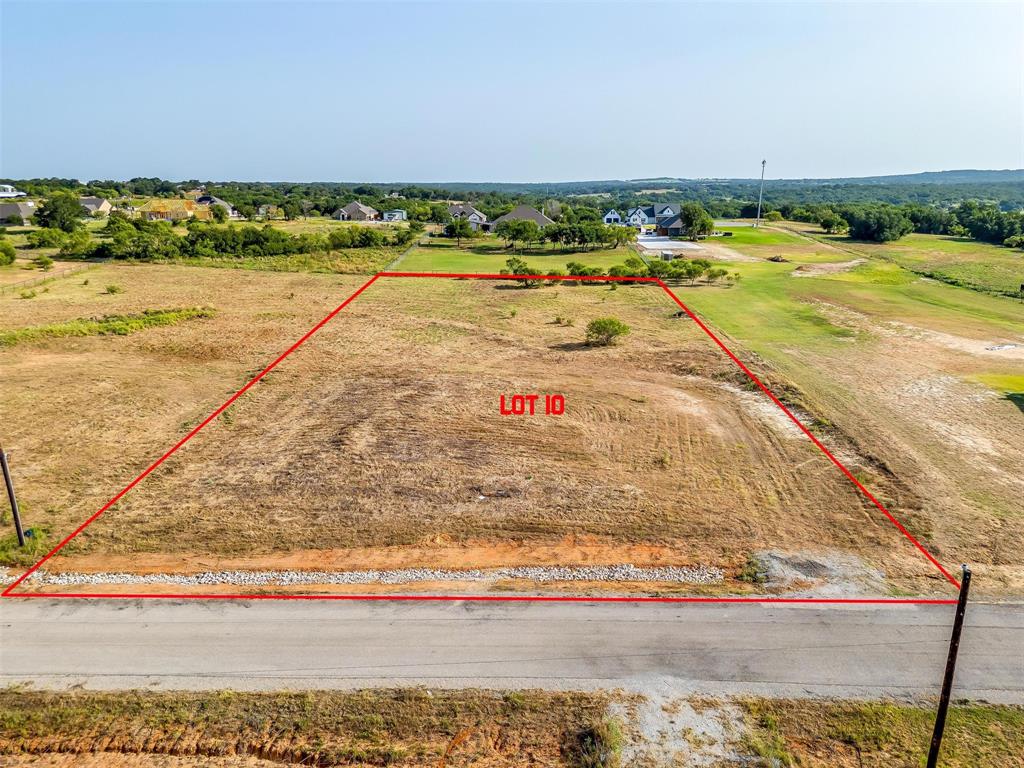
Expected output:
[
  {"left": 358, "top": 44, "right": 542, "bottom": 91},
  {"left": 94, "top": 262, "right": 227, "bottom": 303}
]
[{"left": 2, "top": 600, "right": 1022, "bottom": 702}]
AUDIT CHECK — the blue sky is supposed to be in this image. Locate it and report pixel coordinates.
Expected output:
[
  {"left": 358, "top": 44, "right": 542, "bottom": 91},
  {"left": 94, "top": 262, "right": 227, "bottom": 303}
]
[{"left": 2, "top": 1, "right": 1021, "bottom": 182}]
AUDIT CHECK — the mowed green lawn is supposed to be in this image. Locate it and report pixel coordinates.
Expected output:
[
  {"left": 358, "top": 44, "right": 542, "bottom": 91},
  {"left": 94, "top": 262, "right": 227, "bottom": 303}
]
[
  {"left": 841, "top": 234, "right": 1024, "bottom": 296},
  {"left": 397, "top": 236, "right": 636, "bottom": 273}
]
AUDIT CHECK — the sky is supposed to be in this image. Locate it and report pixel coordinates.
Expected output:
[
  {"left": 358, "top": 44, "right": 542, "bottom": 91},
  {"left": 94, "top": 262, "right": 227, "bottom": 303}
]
[{"left": 1, "top": 0, "right": 1022, "bottom": 183}]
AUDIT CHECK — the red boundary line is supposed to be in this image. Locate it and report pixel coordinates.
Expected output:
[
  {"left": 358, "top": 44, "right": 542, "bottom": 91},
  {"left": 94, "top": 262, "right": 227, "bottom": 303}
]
[{"left": 2, "top": 271, "right": 959, "bottom": 603}]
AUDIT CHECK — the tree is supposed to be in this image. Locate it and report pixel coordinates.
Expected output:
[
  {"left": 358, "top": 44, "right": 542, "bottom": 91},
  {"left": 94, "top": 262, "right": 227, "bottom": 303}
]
[
  {"left": 33, "top": 193, "right": 85, "bottom": 233},
  {"left": 818, "top": 211, "right": 847, "bottom": 234},
  {"left": 585, "top": 317, "right": 630, "bottom": 346},
  {"left": 0, "top": 237, "right": 15, "bottom": 266},
  {"left": 444, "top": 217, "right": 474, "bottom": 246},
  {"left": 845, "top": 207, "right": 914, "bottom": 242},
  {"left": 679, "top": 202, "right": 714, "bottom": 239},
  {"left": 705, "top": 267, "right": 729, "bottom": 284},
  {"left": 210, "top": 204, "right": 228, "bottom": 223}
]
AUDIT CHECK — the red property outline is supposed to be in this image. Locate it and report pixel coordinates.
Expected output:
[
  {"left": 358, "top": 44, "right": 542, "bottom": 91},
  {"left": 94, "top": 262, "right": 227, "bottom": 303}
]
[{"left": 2, "top": 272, "right": 960, "bottom": 604}]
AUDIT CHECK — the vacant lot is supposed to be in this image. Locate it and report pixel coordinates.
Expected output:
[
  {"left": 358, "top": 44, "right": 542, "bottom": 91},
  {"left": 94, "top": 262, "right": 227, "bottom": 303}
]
[
  {"left": 3, "top": 222, "right": 1022, "bottom": 596},
  {"left": 1, "top": 263, "right": 947, "bottom": 596}
]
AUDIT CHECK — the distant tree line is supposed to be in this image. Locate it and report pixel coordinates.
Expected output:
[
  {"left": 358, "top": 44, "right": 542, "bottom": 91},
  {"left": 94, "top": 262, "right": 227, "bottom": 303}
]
[
  {"left": 8, "top": 177, "right": 1024, "bottom": 250},
  {"left": 42, "top": 212, "right": 415, "bottom": 261}
]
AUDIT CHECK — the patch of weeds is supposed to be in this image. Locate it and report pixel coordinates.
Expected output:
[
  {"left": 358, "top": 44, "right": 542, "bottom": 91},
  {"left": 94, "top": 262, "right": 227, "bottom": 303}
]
[
  {"left": 0, "top": 526, "right": 50, "bottom": 567},
  {"left": 567, "top": 717, "right": 623, "bottom": 768},
  {"left": 743, "top": 713, "right": 795, "bottom": 766},
  {"left": 81, "top": 279, "right": 89, "bottom": 286},
  {"left": 738, "top": 553, "right": 768, "bottom": 585},
  {"left": 0, "top": 307, "right": 215, "bottom": 347},
  {"left": 18, "top": 289, "right": 36, "bottom": 300},
  {"left": 654, "top": 451, "right": 672, "bottom": 468},
  {"left": 554, "top": 315, "right": 574, "bottom": 327},
  {"left": 104, "top": 284, "right": 124, "bottom": 295}
]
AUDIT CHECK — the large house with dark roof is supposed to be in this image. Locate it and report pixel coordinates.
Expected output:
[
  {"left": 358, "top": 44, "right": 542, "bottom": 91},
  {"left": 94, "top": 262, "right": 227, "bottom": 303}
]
[
  {"left": 625, "top": 203, "right": 678, "bottom": 228},
  {"left": 486, "top": 204, "right": 554, "bottom": 231},
  {"left": 448, "top": 203, "right": 487, "bottom": 230},
  {"left": 333, "top": 201, "right": 379, "bottom": 221}
]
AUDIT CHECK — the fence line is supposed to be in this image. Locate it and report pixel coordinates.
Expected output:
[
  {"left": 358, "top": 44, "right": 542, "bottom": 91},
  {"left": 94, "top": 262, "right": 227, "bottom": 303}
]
[{"left": 0, "top": 263, "right": 97, "bottom": 295}]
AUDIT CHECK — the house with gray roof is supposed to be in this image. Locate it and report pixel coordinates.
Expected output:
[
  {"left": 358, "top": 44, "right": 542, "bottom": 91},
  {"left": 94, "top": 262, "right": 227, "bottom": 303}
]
[
  {"left": 79, "top": 196, "right": 112, "bottom": 216},
  {"left": 333, "top": 201, "right": 380, "bottom": 221},
  {"left": 602, "top": 209, "right": 622, "bottom": 224},
  {"left": 195, "top": 194, "right": 237, "bottom": 218},
  {"left": 486, "top": 204, "right": 554, "bottom": 231},
  {"left": 626, "top": 204, "right": 678, "bottom": 228},
  {"left": 0, "top": 201, "right": 36, "bottom": 225},
  {"left": 448, "top": 203, "right": 487, "bottom": 230}
]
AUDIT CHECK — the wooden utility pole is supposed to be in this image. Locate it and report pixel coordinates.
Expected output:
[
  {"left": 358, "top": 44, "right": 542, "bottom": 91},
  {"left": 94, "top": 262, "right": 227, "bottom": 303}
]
[
  {"left": 0, "top": 444, "right": 26, "bottom": 546},
  {"left": 927, "top": 564, "right": 972, "bottom": 768}
]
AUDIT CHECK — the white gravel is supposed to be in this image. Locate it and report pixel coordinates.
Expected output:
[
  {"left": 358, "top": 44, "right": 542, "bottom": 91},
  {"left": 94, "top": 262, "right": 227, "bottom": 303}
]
[{"left": 26, "top": 564, "right": 723, "bottom": 587}]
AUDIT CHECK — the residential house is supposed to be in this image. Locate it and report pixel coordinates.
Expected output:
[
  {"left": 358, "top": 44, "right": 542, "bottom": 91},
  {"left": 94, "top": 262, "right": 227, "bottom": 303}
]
[
  {"left": 79, "top": 196, "right": 112, "bottom": 216},
  {"left": 487, "top": 204, "right": 554, "bottom": 231},
  {"left": 382, "top": 209, "right": 407, "bottom": 222},
  {"left": 136, "top": 199, "right": 213, "bottom": 222},
  {"left": 602, "top": 209, "right": 622, "bottom": 225},
  {"left": 0, "top": 184, "right": 27, "bottom": 198},
  {"left": 625, "top": 203, "right": 678, "bottom": 228},
  {"left": 448, "top": 203, "right": 487, "bottom": 230},
  {"left": 196, "top": 194, "right": 238, "bottom": 218},
  {"left": 333, "top": 201, "right": 380, "bottom": 221},
  {"left": 655, "top": 214, "right": 685, "bottom": 237},
  {"left": 0, "top": 201, "right": 35, "bottom": 224}
]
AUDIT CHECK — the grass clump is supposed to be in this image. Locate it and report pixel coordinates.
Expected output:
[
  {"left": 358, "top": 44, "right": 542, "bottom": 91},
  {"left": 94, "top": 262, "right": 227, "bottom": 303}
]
[
  {"left": 104, "top": 284, "right": 124, "bottom": 294},
  {"left": 0, "top": 527, "right": 50, "bottom": 567},
  {"left": 0, "top": 307, "right": 215, "bottom": 347}
]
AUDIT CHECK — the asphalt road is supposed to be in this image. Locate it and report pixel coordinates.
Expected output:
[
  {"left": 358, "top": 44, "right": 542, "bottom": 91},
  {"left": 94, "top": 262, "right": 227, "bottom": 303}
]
[{"left": 2, "top": 599, "right": 1022, "bottom": 703}]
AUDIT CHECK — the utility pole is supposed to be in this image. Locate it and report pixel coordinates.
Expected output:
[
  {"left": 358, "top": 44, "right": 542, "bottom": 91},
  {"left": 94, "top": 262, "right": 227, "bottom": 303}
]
[
  {"left": 0, "top": 443, "right": 26, "bottom": 546},
  {"left": 927, "top": 564, "right": 972, "bottom": 768},
  {"left": 754, "top": 159, "right": 767, "bottom": 228}
]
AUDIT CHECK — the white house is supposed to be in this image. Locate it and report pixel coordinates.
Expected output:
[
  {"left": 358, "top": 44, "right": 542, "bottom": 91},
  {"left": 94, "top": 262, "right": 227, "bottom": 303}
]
[
  {"left": 626, "top": 204, "right": 679, "bottom": 228},
  {"left": 448, "top": 203, "right": 488, "bottom": 231},
  {"left": 382, "top": 209, "right": 407, "bottom": 222},
  {"left": 0, "top": 184, "right": 27, "bottom": 198},
  {"left": 602, "top": 209, "right": 622, "bottom": 225}
]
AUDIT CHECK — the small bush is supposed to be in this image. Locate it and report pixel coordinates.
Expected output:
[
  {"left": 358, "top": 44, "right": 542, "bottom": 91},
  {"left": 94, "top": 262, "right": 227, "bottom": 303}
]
[
  {"left": 104, "top": 284, "right": 124, "bottom": 295},
  {"left": 585, "top": 317, "right": 630, "bottom": 346},
  {"left": 0, "top": 237, "right": 15, "bottom": 266},
  {"left": 33, "top": 255, "right": 54, "bottom": 271},
  {"left": 19, "top": 289, "right": 36, "bottom": 300}
]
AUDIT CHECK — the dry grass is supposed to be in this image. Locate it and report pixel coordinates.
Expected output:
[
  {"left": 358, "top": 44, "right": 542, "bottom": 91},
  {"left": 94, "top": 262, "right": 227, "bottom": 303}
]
[
  {"left": 0, "top": 263, "right": 1015, "bottom": 595},
  {"left": 0, "top": 688, "right": 617, "bottom": 767}
]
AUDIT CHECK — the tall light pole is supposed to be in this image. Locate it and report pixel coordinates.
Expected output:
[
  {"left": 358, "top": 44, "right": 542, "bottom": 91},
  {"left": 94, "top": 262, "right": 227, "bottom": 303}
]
[{"left": 754, "top": 159, "right": 766, "bottom": 227}]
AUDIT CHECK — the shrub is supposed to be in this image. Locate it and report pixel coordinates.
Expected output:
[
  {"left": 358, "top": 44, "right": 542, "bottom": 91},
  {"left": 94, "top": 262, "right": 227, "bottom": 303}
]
[
  {"left": 104, "top": 284, "right": 124, "bottom": 295},
  {"left": 33, "top": 255, "right": 54, "bottom": 271},
  {"left": 585, "top": 317, "right": 630, "bottom": 346},
  {"left": 26, "top": 228, "right": 68, "bottom": 249},
  {"left": 0, "top": 237, "right": 15, "bottom": 266}
]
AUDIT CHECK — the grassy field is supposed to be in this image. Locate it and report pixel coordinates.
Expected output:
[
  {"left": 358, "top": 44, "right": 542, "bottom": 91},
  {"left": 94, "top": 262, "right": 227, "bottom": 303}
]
[
  {"left": 398, "top": 236, "right": 636, "bottom": 273},
  {"left": 779, "top": 221, "right": 1024, "bottom": 296},
  {"left": 741, "top": 699, "right": 1024, "bottom": 767}
]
